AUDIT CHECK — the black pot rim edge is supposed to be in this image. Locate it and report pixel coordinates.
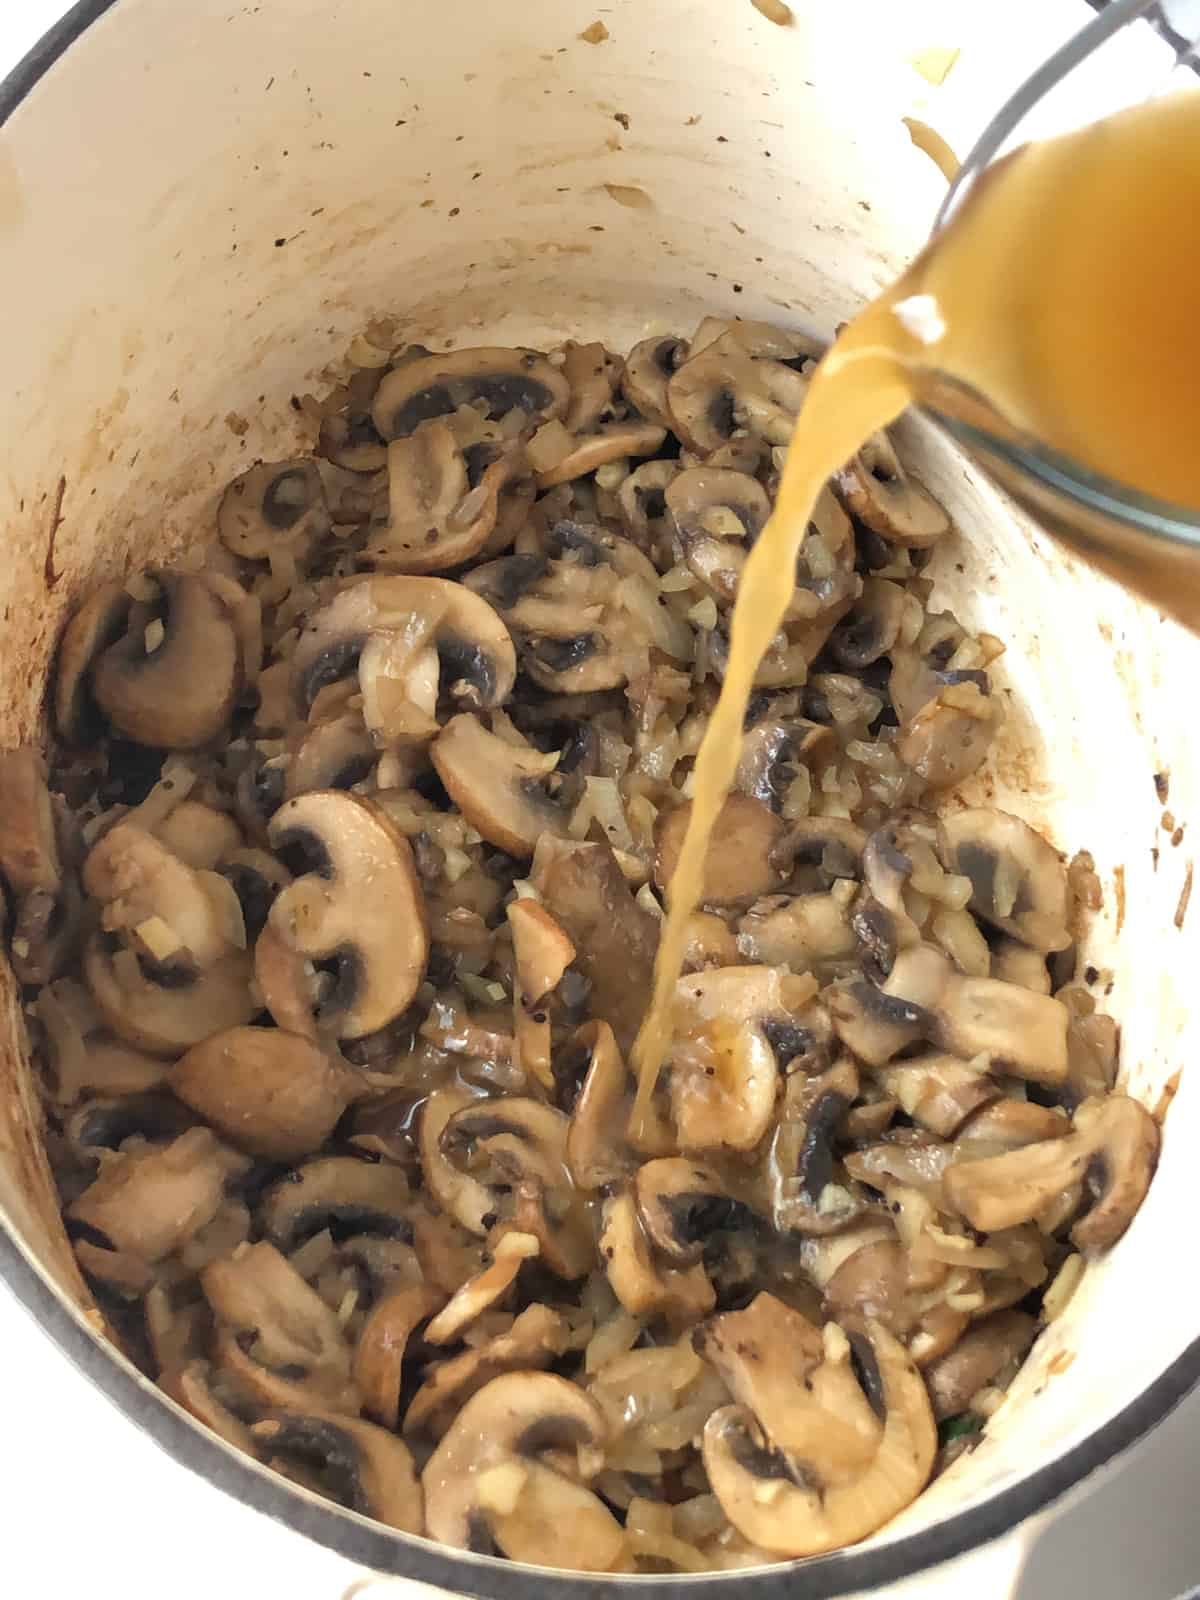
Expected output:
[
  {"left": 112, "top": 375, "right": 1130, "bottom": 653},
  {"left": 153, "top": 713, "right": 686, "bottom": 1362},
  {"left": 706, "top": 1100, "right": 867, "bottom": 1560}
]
[{"left": 3, "top": 2, "right": 1200, "bottom": 1595}]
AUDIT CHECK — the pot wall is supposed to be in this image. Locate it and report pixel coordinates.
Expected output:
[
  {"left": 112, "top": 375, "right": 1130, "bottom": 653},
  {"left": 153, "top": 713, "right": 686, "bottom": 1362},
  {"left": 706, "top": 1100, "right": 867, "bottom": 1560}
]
[{"left": 0, "top": 0, "right": 1196, "bottom": 1585}]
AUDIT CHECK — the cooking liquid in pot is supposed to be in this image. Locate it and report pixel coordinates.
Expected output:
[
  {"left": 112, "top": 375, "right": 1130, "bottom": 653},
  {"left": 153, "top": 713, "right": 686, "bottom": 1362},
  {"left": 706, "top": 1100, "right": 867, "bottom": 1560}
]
[{"left": 632, "top": 89, "right": 1200, "bottom": 1126}]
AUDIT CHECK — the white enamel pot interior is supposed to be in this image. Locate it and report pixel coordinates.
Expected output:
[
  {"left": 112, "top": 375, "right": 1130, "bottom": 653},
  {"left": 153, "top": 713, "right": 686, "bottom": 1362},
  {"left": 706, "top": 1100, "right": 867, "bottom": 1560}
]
[{"left": 1, "top": 1, "right": 1198, "bottom": 1596}]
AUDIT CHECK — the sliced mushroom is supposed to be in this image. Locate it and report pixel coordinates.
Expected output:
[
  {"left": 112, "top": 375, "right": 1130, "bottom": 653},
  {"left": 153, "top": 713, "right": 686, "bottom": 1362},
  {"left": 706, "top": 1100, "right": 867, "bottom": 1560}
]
[
  {"left": 535, "top": 839, "right": 659, "bottom": 1054},
  {"left": 701, "top": 1315, "right": 935, "bottom": 1555},
  {"left": 536, "top": 420, "right": 666, "bottom": 491},
  {"left": 668, "top": 965, "right": 806, "bottom": 1152},
  {"left": 84, "top": 822, "right": 243, "bottom": 974},
  {"left": 92, "top": 573, "right": 242, "bottom": 749},
  {"left": 634, "top": 1158, "right": 759, "bottom": 1265},
  {"left": 938, "top": 809, "right": 1072, "bottom": 953},
  {"left": 736, "top": 888, "right": 858, "bottom": 972},
  {"left": 372, "top": 346, "right": 569, "bottom": 442},
  {"left": 924, "top": 1310, "right": 1037, "bottom": 1420},
  {"left": 655, "top": 795, "right": 787, "bottom": 907},
  {"left": 423, "top": 1372, "right": 622, "bottom": 1569},
  {"left": 833, "top": 430, "right": 950, "bottom": 548},
  {"left": 932, "top": 977, "right": 1069, "bottom": 1085},
  {"left": 354, "top": 1283, "right": 446, "bottom": 1429},
  {"left": 667, "top": 325, "right": 815, "bottom": 454},
  {"left": 769, "top": 1057, "right": 865, "bottom": 1234},
  {"left": 617, "top": 459, "right": 679, "bottom": 548},
  {"left": 0, "top": 748, "right": 81, "bottom": 984},
  {"left": 170, "top": 1027, "right": 366, "bottom": 1160},
  {"left": 253, "top": 1411, "right": 423, "bottom": 1533},
  {"left": 369, "top": 418, "right": 524, "bottom": 572},
  {"left": 83, "top": 934, "right": 256, "bottom": 1055},
  {"left": 405, "top": 1303, "right": 569, "bottom": 1438},
  {"left": 829, "top": 578, "right": 908, "bottom": 669},
  {"left": 507, "top": 900, "right": 575, "bottom": 1089},
  {"left": 943, "top": 1093, "right": 1157, "bottom": 1250},
  {"left": 154, "top": 802, "right": 243, "bottom": 872},
  {"left": 897, "top": 677, "right": 1000, "bottom": 790},
  {"left": 880, "top": 1053, "right": 999, "bottom": 1138},
  {"left": 54, "top": 580, "right": 133, "bottom": 744},
  {"left": 991, "top": 938, "right": 1051, "bottom": 993},
  {"left": 259, "top": 1156, "right": 412, "bottom": 1253},
  {"left": 425, "top": 1231, "right": 541, "bottom": 1344},
  {"left": 666, "top": 465, "right": 771, "bottom": 593},
  {"left": 289, "top": 574, "right": 516, "bottom": 727},
  {"left": 68, "top": 1127, "right": 243, "bottom": 1261},
  {"left": 203, "top": 1240, "right": 357, "bottom": 1412},
  {"left": 430, "top": 714, "right": 569, "bottom": 857},
  {"left": 218, "top": 459, "right": 329, "bottom": 560},
  {"left": 621, "top": 335, "right": 689, "bottom": 428},
  {"left": 599, "top": 1191, "right": 715, "bottom": 1322},
  {"left": 565, "top": 1020, "right": 639, "bottom": 1190},
  {"left": 161, "top": 1360, "right": 257, "bottom": 1451},
  {"left": 267, "top": 790, "right": 428, "bottom": 1039}
]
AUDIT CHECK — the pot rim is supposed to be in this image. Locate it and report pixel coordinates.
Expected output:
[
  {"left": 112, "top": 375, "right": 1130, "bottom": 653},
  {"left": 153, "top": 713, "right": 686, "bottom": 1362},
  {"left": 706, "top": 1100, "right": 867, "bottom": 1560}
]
[{"left": 3, "top": 2, "right": 1200, "bottom": 1593}]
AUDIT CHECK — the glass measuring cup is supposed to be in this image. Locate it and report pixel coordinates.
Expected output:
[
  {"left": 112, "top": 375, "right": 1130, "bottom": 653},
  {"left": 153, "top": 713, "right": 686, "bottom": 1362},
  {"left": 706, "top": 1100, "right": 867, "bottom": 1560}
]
[{"left": 914, "top": 0, "right": 1200, "bottom": 628}]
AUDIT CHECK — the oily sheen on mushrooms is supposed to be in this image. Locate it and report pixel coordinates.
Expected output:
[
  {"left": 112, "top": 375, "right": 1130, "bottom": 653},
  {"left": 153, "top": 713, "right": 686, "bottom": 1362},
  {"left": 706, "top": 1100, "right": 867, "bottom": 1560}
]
[{"left": 6, "top": 317, "right": 1159, "bottom": 1573}]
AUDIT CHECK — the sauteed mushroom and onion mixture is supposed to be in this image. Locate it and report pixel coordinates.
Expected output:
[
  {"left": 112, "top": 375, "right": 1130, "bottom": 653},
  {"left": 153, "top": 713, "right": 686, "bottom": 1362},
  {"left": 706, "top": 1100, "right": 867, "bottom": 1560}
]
[{"left": 9, "top": 320, "right": 1158, "bottom": 1570}]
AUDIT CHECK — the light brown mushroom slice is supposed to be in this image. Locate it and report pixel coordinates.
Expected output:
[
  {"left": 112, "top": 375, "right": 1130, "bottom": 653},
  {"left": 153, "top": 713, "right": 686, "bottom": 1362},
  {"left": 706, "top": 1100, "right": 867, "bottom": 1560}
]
[
  {"left": 938, "top": 808, "right": 1072, "bottom": 954},
  {"left": 535, "top": 839, "right": 660, "bottom": 1056},
  {"left": 667, "top": 326, "right": 815, "bottom": 453},
  {"left": 267, "top": 790, "right": 429, "bottom": 1040},
  {"left": 422, "top": 1372, "right": 613, "bottom": 1561},
  {"left": 424, "top": 1231, "right": 540, "bottom": 1345},
  {"left": 170, "top": 1026, "right": 367, "bottom": 1160},
  {"left": 419, "top": 1087, "right": 497, "bottom": 1236},
  {"left": 432, "top": 714, "right": 570, "bottom": 858},
  {"left": 161, "top": 1360, "right": 257, "bottom": 1452},
  {"left": 535, "top": 420, "right": 666, "bottom": 490},
  {"left": 666, "top": 465, "right": 773, "bottom": 590},
  {"left": 1069, "top": 1094, "right": 1159, "bottom": 1253},
  {"left": 655, "top": 794, "right": 787, "bottom": 906},
  {"left": 617, "top": 459, "right": 679, "bottom": 547},
  {"left": 218, "top": 458, "right": 330, "bottom": 560},
  {"left": 372, "top": 346, "right": 570, "bottom": 442},
  {"left": 0, "top": 747, "right": 62, "bottom": 898},
  {"left": 991, "top": 937, "right": 1052, "bottom": 993},
  {"left": 257, "top": 1156, "right": 412, "bottom": 1255},
  {"left": 369, "top": 418, "right": 523, "bottom": 572},
  {"left": 355, "top": 1283, "right": 447, "bottom": 1429},
  {"left": 701, "top": 1318, "right": 935, "bottom": 1556},
  {"left": 933, "top": 977, "right": 1069, "bottom": 1084},
  {"left": 952, "top": 1098, "right": 1071, "bottom": 1159},
  {"left": 154, "top": 801, "right": 242, "bottom": 872},
  {"left": 827, "top": 942, "right": 951, "bottom": 1068},
  {"left": 736, "top": 888, "right": 858, "bottom": 971},
  {"left": 833, "top": 429, "right": 950, "bottom": 547},
  {"left": 507, "top": 900, "right": 575, "bottom": 1090},
  {"left": 682, "top": 910, "right": 740, "bottom": 971},
  {"left": 768, "top": 1056, "right": 864, "bottom": 1233},
  {"left": 84, "top": 935, "right": 256, "bottom": 1056},
  {"left": 68, "top": 1127, "right": 243, "bottom": 1261},
  {"left": 203, "top": 1240, "right": 358, "bottom": 1413},
  {"left": 634, "top": 1157, "right": 759, "bottom": 1265},
  {"left": 566, "top": 1020, "right": 639, "bottom": 1190},
  {"left": 84, "top": 822, "right": 240, "bottom": 973},
  {"left": 898, "top": 678, "right": 1001, "bottom": 790},
  {"left": 560, "top": 340, "right": 621, "bottom": 432},
  {"left": 923, "top": 1310, "right": 1037, "bottom": 1420},
  {"left": 599, "top": 1191, "right": 715, "bottom": 1322},
  {"left": 54, "top": 580, "right": 133, "bottom": 743},
  {"left": 621, "top": 335, "right": 689, "bottom": 428},
  {"left": 286, "top": 710, "right": 378, "bottom": 799},
  {"left": 880, "top": 1052, "right": 1000, "bottom": 1138},
  {"left": 405, "top": 1303, "right": 570, "bottom": 1438},
  {"left": 668, "top": 965, "right": 809, "bottom": 1153},
  {"left": 290, "top": 574, "right": 517, "bottom": 723},
  {"left": 253, "top": 923, "right": 318, "bottom": 1040},
  {"left": 92, "top": 573, "right": 242, "bottom": 750},
  {"left": 485, "top": 1460, "right": 630, "bottom": 1573},
  {"left": 253, "top": 1411, "right": 424, "bottom": 1533}
]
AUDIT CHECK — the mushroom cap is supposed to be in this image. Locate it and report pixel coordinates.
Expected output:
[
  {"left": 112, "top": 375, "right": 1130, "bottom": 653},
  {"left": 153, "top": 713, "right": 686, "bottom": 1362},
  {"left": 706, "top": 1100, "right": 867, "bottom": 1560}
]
[
  {"left": 621, "top": 334, "right": 689, "bottom": 429},
  {"left": 535, "top": 420, "right": 666, "bottom": 491},
  {"left": 938, "top": 808, "right": 1072, "bottom": 954},
  {"left": 267, "top": 790, "right": 429, "bottom": 1039},
  {"left": 507, "top": 899, "right": 575, "bottom": 1005},
  {"left": 253, "top": 1410, "right": 424, "bottom": 1533},
  {"left": 667, "top": 325, "right": 815, "bottom": 454},
  {"left": 92, "top": 573, "right": 242, "bottom": 750},
  {"left": 599, "top": 1189, "right": 715, "bottom": 1321},
  {"left": 217, "top": 458, "right": 329, "bottom": 560},
  {"left": 170, "top": 1026, "right": 364, "bottom": 1160},
  {"left": 355, "top": 1283, "right": 447, "bottom": 1429},
  {"left": 289, "top": 574, "right": 517, "bottom": 722},
  {"left": 634, "top": 1157, "right": 758, "bottom": 1264},
  {"left": 701, "top": 1318, "right": 936, "bottom": 1556},
  {"left": 833, "top": 429, "right": 950, "bottom": 548},
  {"left": 565, "top": 1019, "right": 637, "bottom": 1190},
  {"left": 83, "top": 935, "right": 256, "bottom": 1056},
  {"left": 68, "top": 1126, "right": 241, "bottom": 1262},
  {"left": 54, "top": 580, "right": 132, "bottom": 744},
  {"left": 655, "top": 794, "right": 787, "bottom": 906},
  {"left": 421, "top": 1371, "right": 607, "bottom": 1549},
  {"left": 373, "top": 346, "right": 570, "bottom": 442},
  {"left": 370, "top": 419, "right": 524, "bottom": 573},
  {"left": 258, "top": 1154, "right": 412, "bottom": 1253},
  {"left": 430, "top": 714, "right": 569, "bottom": 857}
]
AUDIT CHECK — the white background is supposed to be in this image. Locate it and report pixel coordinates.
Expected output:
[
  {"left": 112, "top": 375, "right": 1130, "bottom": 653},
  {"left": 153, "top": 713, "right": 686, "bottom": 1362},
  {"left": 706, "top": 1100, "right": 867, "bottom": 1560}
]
[{"left": 2, "top": 1, "right": 1200, "bottom": 1596}]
